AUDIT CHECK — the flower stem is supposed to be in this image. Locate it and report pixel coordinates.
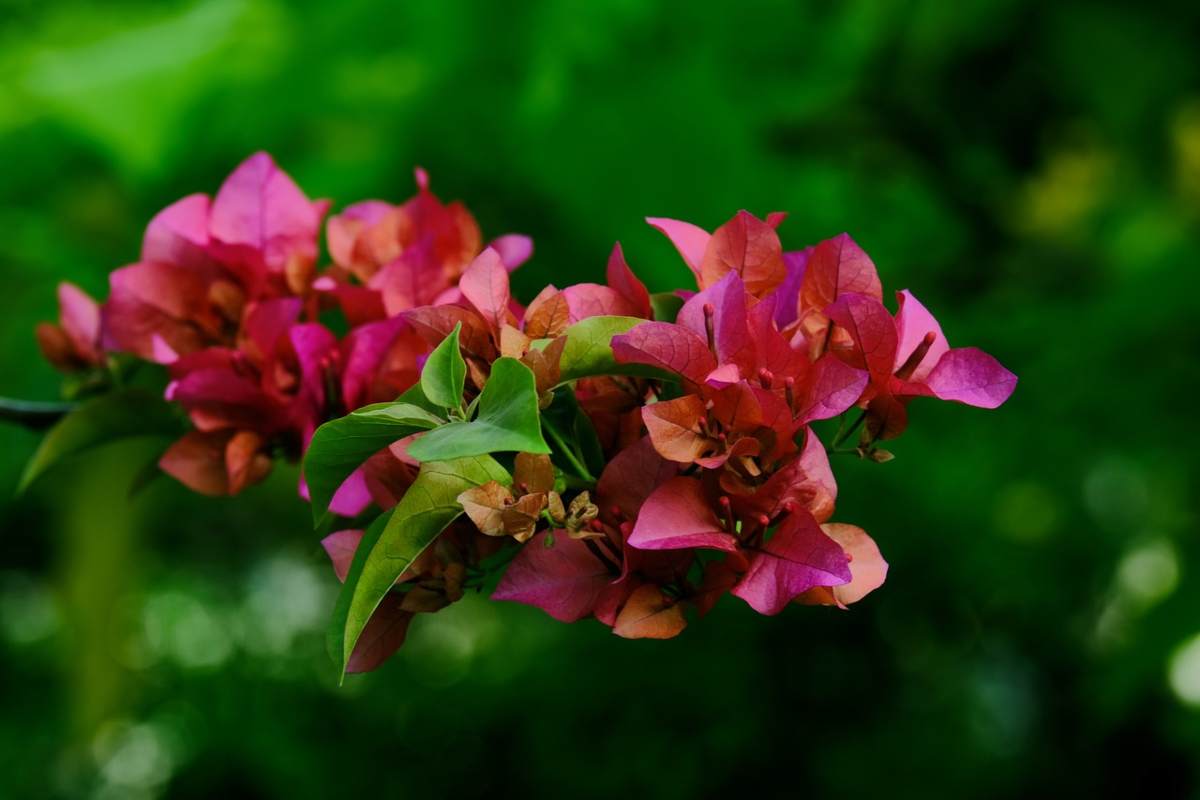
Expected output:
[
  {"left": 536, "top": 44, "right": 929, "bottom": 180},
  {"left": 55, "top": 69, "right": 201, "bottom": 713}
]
[
  {"left": 584, "top": 538, "right": 620, "bottom": 574},
  {"left": 542, "top": 416, "right": 596, "bottom": 483},
  {"left": 0, "top": 397, "right": 75, "bottom": 430},
  {"left": 832, "top": 409, "right": 867, "bottom": 449}
]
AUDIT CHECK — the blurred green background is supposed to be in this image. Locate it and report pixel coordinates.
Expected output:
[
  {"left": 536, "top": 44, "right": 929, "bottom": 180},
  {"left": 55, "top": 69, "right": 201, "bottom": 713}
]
[{"left": 2, "top": 0, "right": 1199, "bottom": 797}]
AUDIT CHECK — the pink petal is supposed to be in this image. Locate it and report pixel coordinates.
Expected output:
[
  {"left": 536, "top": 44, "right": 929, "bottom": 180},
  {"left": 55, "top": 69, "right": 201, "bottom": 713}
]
[
  {"left": 150, "top": 334, "right": 179, "bottom": 364},
  {"left": 611, "top": 584, "right": 687, "bottom": 639},
  {"left": 339, "top": 316, "right": 406, "bottom": 411},
  {"left": 823, "top": 523, "right": 888, "bottom": 606},
  {"left": 141, "top": 193, "right": 212, "bottom": 268},
  {"left": 288, "top": 322, "right": 337, "bottom": 403},
  {"left": 677, "top": 271, "right": 754, "bottom": 373},
  {"left": 893, "top": 290, "right": 950, "bottom": 381},
  {"left": 458, "top": 247, "right": 511, "bottom": 331},
  {"left": 371, "top": 245, "right": 448, "bottom": 315},
  {"left": 159, "top": 431, "right": 232, "bottom": 495},
  {"left": 611, "top": 321, "right": 717, "bottom": 388},
  {"left": 825, "top": 292, "right": 898, "bottom": 384},
  {"left": 924, "top": 347, "right": 1017, "bottom": 409},
  {"left": 795, "top": 353, "right": 869, "bottom": 424},
  {"left": 731, "top": 511, "right": 851, "bottom": 615},
  {"left": 704, "top": 362, "right": 741, "bottom": 388},
  {"left": 699, "top": 210, "right": 787, "bottom": 296},
  {"left": 322, "top": 282, "right": 387, "bottom": 327},
  {"left": 771, "top": 248, "right": 811, "bottom": 328},
  {"left": 595, "top": 436, "right": 679, "bottom": 519},
  {"left": 798, "top": 426, "right": 837, "bottom": 507},
  {"left": 208, "top": 151, "right": 323, "bottom": 273},
  {"left": 798, "top": 232, "right": 882, "bottom": 322},
  {"left": 327, "top": 468, "right": 373, "bottom": 518},
  {"left": 321, "top": 529, "right": 364, "bottom": 582},
  {"left": 746, "top": 293, "right": 808, "bottom": 380},
  {"left": 646, "top": 216, "right": 709, "bottom": 283},
  {"left": 170, "top": 367, "right": 278, "bottom": 432},
  {"left": 326, "top": 200, "right": 393, "bottom": 268},
  {"left": 57, "top": 282, "right": 100, "bottom": 359},
  {"left": 102, "top": 262, "right": 208, "bottom": 361},
  {"left": 492, "top": 531, "right": 613, "bottom": 622},
  {"left": 733, "top": 426, "right": 837, "bottom": 522},
  {"left": 106, "top": 259, "right": 206, "bottom": 321},
  {"left": 627, "top": 477, "right": 738, "bottom": 553},
  {"left": 241, "top": 298, "right": 303, "bottom": 362},
  {"left": 346, "top": 594, "right": 412, "bottom": 674},
  {"left": 488, "top": 233, "right": 534, "bottom": 271},
  {"left": 605, "top": 243, "right": 652, "bottom": 319},
  {"left": 413, "top": 166, "right": 430, "bottom": 191},
  {"left": 560, "top": 283, "right": 639, "bottom": 322}
]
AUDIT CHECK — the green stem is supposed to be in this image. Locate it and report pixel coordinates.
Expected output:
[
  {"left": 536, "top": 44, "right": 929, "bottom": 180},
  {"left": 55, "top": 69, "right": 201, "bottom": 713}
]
[
  {"left": 561, "top": 474, "right": 593, "bottom": 490},
  {"left": 542, "top": 416, "right": 595, "bottom": 483},
  {"left": 0, "top": 397, "right": 75, "bottom": 430},
  {"left": 832, "top": 409, "right": 867, "bottom": 449}
]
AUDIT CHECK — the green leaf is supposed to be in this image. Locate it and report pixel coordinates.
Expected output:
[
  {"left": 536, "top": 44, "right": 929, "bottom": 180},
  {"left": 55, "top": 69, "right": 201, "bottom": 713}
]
[
  {"left": 328, "top": 455, "right": 509, "bottom": 679},
  {"left": 395, "top": 381, "right": 441, "bottom": 416},
  {"left": 542, "top": 386, "right": 604, "bottom": 478},
  {"left": 305, "top": 402, "right": 444, "bottom": 524},
  {"left": 406, "top": 357, "right": 551, "bottom": 462},
  {"left": 420, "top": 322, "right": 466, "bottom": 410},
  {"left": 19, "top": 388, "right": 181, "bottom": 492},
  {"left": 650, "top": 291, "right": 684, "bottom": 322},
  {"left": 555, "top": 315, "right": 673, "bottom": 383}
]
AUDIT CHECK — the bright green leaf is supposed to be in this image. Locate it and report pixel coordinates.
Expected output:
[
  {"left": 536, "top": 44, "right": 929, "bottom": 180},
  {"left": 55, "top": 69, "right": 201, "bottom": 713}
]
[
  {"left": 329, "top": 455, "right": 509, "bottom": 679},
  {"left": 395, "top": 380, "right": 441, "bottom": 415},
  {"left": 304, "top": 402, "right": 444, "bottom": 525},
  {"left": 19, "top": 389, "right": 181, "bottom": 492},
  {"left": 406, "top": 357, "right": 550, "bottom": 462},
  {"left": 555, "top": 315, "right": 673, "bottom": 383},
  {"left": 420, "top": 322, "right": 466, "bottom": 410}
]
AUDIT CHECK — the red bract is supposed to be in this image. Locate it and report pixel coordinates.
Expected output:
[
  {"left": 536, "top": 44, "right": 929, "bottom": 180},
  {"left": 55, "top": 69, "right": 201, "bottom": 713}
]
[
  {"left": 335, "top": 211, "right": 1010, "bottom": 663},
  {"left": 36, "top": 283, "right": 103, "bottom": 372},
  {"left": 493, "top": 437, "right": 691, "bottom": 636},
  {"left": 159, "top": 298, "right": 338, "bottom": 494},
  {"left": 649, "top": 210, "right": 789, "bottom": 296},
  {"left": 826, "top": 289, "right": 1018, "bottom": 440},
  {"left": 31, "top": 170, "right": 1017, "bottom": 671},
  {"left": 102, "top": 152, "right": 329, "bottom": 364},
  {"left": 324, "top": 169, "right": 531, "bottom": 318},
  {"left": 613, "top": 273, "right": 867, "bottom": 459},
  {"left": 36, "top": 154, "right": 523, "bottom": 498}
]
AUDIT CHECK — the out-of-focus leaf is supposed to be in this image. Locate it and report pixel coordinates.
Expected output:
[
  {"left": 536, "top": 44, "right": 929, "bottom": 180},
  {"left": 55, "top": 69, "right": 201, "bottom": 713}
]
[
  {"left": 406, "top": 358, "right": 550, "bottom": 462},
  {"left": 305, "top": 402, "right": 443, "bottom": 524},
  {"left": 329, "top": 455, "right": 509, "bottom": 679},
  {"left": 18, "top": 389, "right": 181, "bottom": 492},
  {"left": 649, "top": 292, "right": 684, "bottom": 323}
]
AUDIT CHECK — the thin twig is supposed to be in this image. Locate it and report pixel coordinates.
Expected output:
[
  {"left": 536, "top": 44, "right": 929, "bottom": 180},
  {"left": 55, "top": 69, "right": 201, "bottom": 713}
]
[
  {"left": 542, "top": 415, "right": 595, "bottom": 483},
  {"left": 0, "top": 398, "right": 75, "bottom": 431}
]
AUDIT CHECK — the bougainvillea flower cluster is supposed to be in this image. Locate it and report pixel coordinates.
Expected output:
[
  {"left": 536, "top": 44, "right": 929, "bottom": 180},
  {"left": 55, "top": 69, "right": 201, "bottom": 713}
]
[
  {"left": 38, "top": 153, "right": 530, "bottom": 499},
  {"left": 34, "top": 156, "right": 1015, "bottom": 676}
]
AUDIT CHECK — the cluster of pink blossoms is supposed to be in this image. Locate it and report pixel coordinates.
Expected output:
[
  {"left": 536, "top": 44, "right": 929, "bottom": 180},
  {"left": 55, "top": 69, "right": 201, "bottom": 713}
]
[
  {"left": 38, "top": 153, "right": 530, "bottom": 501},
  {"left": 37, "top": 156, "right": 1015, "bottom": 673},
  {"left": 485, "top": 212, "right": 1015, "bottom": 636}
]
